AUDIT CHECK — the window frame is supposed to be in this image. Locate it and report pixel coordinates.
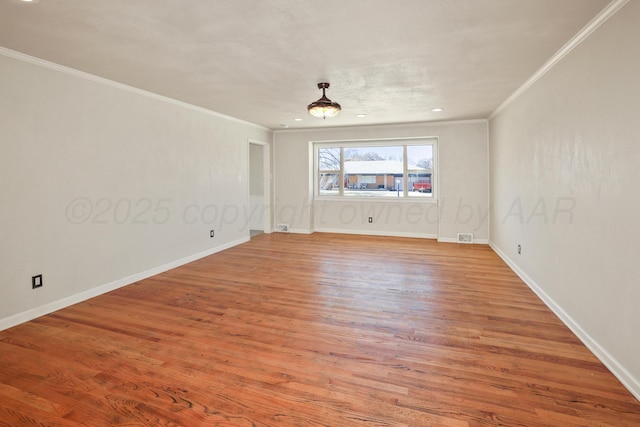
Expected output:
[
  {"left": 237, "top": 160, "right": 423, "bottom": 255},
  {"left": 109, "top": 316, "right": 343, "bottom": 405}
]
[{"left": 313, "top": 138, "right": 437, "bottom": 201}]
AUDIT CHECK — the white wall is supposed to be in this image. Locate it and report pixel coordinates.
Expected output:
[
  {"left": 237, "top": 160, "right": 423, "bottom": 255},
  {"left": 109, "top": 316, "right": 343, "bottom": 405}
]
[
  {"left": 489, "top": 1, "right": 640, "bottom": 398},
  {"left": 0, "top": 50, "right": 271, "bottom": 328},
  {"left": 249, "top": 143, "right": 264, "bottom": 197},
  {"left": 274, "top": 121, "right": 488, "bottom": 240}
]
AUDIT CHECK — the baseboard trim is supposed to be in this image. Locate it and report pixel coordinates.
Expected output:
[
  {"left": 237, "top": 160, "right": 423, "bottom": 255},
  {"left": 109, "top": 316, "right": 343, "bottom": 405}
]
[
  {"left": 437, "top": 237, "right": 489, "bottom": 245},
  {"left": 489, "top": 241, "right": 640, "bottom": 401},
  {"left": 314, "top": 228, "right": 437, "bottom": 239},
  {"left": 0, "top": 237, "right": 249, "bottom": 331}
]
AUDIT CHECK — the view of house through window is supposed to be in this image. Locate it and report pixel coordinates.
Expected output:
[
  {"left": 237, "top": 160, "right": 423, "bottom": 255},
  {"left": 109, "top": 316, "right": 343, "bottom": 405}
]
[{"left": 316, "top": 140, "right": 435, "bottom": 198}]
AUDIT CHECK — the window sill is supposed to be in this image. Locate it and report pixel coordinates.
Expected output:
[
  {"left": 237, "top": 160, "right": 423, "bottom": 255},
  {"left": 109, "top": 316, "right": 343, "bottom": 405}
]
[{"left": 314, "top": 196, "right": 438, "bottom": 204}]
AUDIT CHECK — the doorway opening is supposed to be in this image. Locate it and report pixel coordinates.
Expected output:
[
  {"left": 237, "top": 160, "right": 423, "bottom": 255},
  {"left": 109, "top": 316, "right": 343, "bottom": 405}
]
[{"left": 248, "top": 140, "right": 271, "bottom": 237}]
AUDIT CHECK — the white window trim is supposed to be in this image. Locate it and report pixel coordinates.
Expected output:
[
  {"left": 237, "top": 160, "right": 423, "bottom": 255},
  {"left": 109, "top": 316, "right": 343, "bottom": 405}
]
[{"left": 314, "top": 137, "right": 438, "bottom": 202}]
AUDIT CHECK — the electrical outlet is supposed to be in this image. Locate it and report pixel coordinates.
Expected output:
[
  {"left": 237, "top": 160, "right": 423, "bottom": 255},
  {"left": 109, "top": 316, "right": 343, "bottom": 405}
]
[
  {"left": 32, "top": 274, "right": 43, "bottom": 289},
  {"left": 210, "top": 230, "right": 215, "bottom": 238},
  {"left": 368, "top": 217, "right": 373, "bottom": 223},
  {"left": 517, "top": 244, "right": 521, "bottom": 255}
]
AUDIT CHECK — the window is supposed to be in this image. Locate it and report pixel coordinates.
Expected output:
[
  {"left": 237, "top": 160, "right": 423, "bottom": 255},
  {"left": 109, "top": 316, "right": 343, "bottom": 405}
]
[
  {"left": 407, "top": 145, "right": 433, "bottom": 198},
  {"left": 318, "top": 148, "right": 341, "bottom": 196},
  {"left": 315, "top": 139, "right": 436, "bottom": 199}
]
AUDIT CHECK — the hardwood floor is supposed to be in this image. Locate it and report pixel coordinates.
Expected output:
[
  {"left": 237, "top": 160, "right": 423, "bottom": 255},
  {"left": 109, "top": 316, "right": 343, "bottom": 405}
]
[{"left": 1, "top": 233, "right": 639, "bottom": 426}]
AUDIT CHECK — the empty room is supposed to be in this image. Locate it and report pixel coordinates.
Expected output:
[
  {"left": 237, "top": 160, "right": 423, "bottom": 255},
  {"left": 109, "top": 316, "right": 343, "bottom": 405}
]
[{"left": 1, "top": 0, "right": 639, "bottom": 425}]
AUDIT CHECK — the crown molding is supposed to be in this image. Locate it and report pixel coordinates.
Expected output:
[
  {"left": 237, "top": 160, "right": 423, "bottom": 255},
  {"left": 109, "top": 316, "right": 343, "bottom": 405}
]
[
  {"left": 489, "top": 0, "right": 630, "bottom": 120},
  {"left": 273, "top": 118, "right": 488, "bottom": 134},
  {"left": 0, "top": 46, "right": 270, "bottom": 132}
]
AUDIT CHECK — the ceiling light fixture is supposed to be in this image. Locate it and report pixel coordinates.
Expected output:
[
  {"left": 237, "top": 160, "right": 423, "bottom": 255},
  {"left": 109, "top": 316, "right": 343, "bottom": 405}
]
[
  {"left": 307, "top": 82, "right": 341, "bottom": 119},
  {"left": 432, "top": 108, "right": 443, "bottom": 112}
]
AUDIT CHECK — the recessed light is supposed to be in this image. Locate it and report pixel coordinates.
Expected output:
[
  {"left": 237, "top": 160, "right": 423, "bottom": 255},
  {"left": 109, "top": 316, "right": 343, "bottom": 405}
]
[
  {"left": 294, "top": 118, "right": 303, "bottom": 122},
  {"left": 279, "top": 124, "right": 289, "bottom": 128},
  {"left": 20, "top": 0, "right": 40, "bottom": 3},
  {"left": 356, "top": 114, "right": 367, "bottom": 118},
  {"left": 432, "top": 108, "right": 443, "bottom": 112}
]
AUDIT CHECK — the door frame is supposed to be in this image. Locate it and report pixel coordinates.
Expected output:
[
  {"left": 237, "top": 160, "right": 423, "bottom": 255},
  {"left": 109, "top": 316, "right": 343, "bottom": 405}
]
[{"left": 248, "top": 139, "right": 272, "bottom": 234}]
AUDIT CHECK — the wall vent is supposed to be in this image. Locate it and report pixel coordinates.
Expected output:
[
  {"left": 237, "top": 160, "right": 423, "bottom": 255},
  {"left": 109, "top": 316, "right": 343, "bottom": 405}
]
[
  {"left": 457, "top": 233, "right": 473, "bottom": 244},
  {"left": 276, "top": 224, "right": 289, "bottom": 232}
]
